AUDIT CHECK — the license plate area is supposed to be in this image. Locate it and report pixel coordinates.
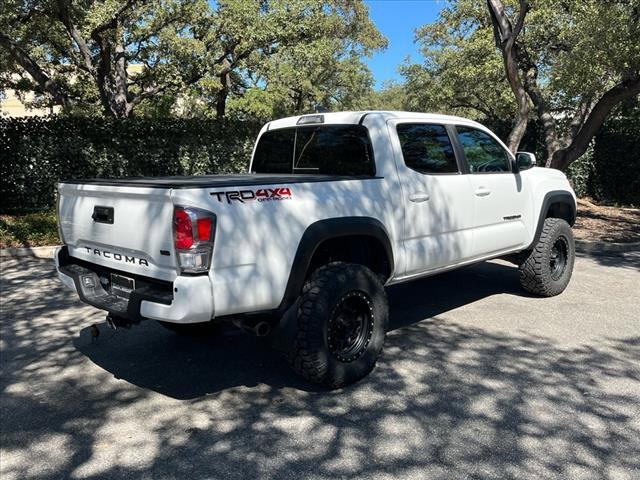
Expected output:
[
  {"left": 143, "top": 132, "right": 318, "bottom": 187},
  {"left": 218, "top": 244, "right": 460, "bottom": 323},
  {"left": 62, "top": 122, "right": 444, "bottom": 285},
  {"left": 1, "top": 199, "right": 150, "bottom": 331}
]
[{"left": 111, "top": 273, "right": 135, "bottom": 299}]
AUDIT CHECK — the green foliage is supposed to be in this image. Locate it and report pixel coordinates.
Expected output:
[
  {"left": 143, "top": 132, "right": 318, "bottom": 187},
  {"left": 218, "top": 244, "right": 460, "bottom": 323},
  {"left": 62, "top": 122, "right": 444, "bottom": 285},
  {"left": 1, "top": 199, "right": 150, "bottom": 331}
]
[
  {"left": 1, "top": 0, "right": 213, "bottom": 116},
  {"left": 200, "top": 0, "right": 386, "bottom": 118},
  {"left": 401, "top": 0, "right": 515, "bottom": 122},
  {"left": 524, "top": 0, "right": 640, "bottom": 106},
  {"left": 364, "top": 81, "right": 410, "bottom": 111},
  {"left": 0, "top": 116, "right": 261, "bottom": 213},
  {"left": 403, "top": 0, "right": 640, "bottom": 167},
  {"left": 587, "top": 108, "right": 640, "bottom": 206},
  {"left": 566, "top": 147, "right": 595, "bottom": 199},
  {"left": 0, "top": 210, "right": 59, "bottom": 248},
  {"left": 240, "top": 48, "right": 378, "bottom": 117},
  {"left": 2, "top": 0, "right": 636, "bottom": 209},
  {"left": 0, "top": 0, "right": 385, "bottom": 118},
  {"left": 569, "top": 104, "right": 640, "bottom": 206}
]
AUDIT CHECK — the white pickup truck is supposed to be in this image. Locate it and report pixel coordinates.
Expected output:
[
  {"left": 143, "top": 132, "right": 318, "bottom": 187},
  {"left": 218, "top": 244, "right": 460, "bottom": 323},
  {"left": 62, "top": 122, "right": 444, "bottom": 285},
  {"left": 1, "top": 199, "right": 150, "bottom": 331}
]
[{"left": 56, "top": 111, "right": 577, "bottom": 388}]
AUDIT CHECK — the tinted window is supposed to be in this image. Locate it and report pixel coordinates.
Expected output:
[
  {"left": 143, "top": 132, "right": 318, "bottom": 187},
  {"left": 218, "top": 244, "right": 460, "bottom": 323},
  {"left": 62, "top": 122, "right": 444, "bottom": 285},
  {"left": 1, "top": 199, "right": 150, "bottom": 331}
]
[
  {"left": 252, "top": 129, "right": 295, "bottom": 174},
  {"left": 252, "top": 125, "right": 375, "bottom": 176},
  {"left": 396, "top": 124, "right": 458, "bottom": 173},
  {"left": 456, "top": 126, "right": 511, "bottom": 173}
]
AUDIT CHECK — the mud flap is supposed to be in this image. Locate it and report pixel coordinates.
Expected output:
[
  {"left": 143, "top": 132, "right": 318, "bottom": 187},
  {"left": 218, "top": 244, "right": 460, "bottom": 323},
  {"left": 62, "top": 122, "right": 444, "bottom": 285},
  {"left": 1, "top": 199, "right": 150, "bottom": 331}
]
[{"left": 269, "top": 299, "right": 299, "bottom": 354}]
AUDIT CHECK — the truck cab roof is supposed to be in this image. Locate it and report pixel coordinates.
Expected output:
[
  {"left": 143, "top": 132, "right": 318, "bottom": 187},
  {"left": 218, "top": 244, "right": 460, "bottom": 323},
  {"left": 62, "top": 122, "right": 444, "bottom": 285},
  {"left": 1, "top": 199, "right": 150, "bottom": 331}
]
[{"left": 265, "top": 110, "right": 486, "bottom": 131}]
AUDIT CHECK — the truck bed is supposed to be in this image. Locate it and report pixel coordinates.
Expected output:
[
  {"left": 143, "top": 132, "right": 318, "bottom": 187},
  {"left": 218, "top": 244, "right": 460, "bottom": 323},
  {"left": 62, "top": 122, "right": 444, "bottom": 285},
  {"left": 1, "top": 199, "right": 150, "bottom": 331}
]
[{"left": 60, "top": 173, "right": 379, "bottom": 189}]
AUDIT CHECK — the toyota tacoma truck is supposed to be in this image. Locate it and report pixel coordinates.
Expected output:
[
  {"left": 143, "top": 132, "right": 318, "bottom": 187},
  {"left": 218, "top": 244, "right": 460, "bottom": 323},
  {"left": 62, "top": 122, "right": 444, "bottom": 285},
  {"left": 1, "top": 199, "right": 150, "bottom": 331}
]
[{"left": 55, "top": 111, "right": 577, "bottom": 388}]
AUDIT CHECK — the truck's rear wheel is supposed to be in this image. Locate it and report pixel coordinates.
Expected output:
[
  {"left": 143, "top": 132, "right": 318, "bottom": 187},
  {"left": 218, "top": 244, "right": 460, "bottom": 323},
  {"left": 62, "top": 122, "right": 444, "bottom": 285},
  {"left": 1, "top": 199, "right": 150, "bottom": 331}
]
[
  {"left": 518, "top": 218, "right": 575, "bottom": 297},
  {"left": 289, "top": 262, "right": 388, "bottom": 389}
]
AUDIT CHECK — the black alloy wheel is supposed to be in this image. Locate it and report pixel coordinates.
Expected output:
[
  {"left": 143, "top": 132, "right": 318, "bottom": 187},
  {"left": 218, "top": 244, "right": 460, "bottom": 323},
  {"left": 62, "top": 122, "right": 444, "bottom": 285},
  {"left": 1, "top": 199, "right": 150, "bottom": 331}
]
[
  {"left": 549, "top": 237, "right": 568, "bottom": 281},
  {"left": 327, "top": 291, "right": 375, "bottom": 363},
  {"left": 289, "top": 262, "right": 388, "bottom": 388},
  {"left": 518, "top": 217, "right": 575, "bottom": 297}
]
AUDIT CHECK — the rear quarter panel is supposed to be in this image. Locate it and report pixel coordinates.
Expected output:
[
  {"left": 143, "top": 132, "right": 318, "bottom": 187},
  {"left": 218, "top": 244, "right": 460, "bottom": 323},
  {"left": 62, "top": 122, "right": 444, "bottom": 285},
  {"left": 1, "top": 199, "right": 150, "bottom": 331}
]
[{"left": 172, "top": 176, "right": 400, "bottom": 317}]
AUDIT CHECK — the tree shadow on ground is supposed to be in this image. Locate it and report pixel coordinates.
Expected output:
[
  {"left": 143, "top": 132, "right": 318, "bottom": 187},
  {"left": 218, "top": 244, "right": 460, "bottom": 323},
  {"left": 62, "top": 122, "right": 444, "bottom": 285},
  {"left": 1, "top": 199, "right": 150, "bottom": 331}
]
[
  {"left": 68, "top": 260, "right": 530, "bottom": 399},
  {"left": 2, "top": 257, "right": 639, "bottom": 479},
  {"left": 69, "top": 252, "right": 638, "bottom": 401},
  {"left": 576, "top": 250, "right": 640, "bottom": 270}
]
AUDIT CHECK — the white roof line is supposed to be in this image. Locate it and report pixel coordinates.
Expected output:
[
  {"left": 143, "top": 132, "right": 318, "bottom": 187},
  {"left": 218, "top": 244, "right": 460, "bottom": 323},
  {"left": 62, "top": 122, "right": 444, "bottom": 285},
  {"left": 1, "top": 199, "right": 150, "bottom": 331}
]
[{"left": 270, "top": 110, "right": 484, "bottom": 125}]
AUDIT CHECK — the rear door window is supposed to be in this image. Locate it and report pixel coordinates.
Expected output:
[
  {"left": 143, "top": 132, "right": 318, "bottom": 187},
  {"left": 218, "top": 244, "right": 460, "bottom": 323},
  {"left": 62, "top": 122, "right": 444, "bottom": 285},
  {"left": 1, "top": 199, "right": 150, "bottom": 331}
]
[
  {"left": 396, "top": 123, "right": 459, "bottom": 174},
  {"left": 252, "top": 125, "right": 375, "bottom": 176}
]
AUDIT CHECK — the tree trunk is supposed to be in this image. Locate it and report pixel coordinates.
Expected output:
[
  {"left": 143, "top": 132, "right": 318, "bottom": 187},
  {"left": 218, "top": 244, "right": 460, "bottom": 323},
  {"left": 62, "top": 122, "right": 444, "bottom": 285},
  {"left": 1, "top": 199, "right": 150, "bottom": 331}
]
[
  {"left": 295, "top": 91, "right": 305, "bottom": 114},
  {"left": 506, "top": 90, "right": 529, "bottom": 153},
  {"left": 548, "top": 150, "right": 571, "bottom": 171},
  {"left": 216, "top": 62, "right": 231, "bottom": 118},
  {"left": 91, "top": 30, "right": 117, "bottom": 118},
  {"left": 487, "top": 0, "right": 640, "bottom": 171},
  {"left": 521, "top": 65, "right": 562, "bottom": 166},
  {"left": 113, "top": 41, "right": 130, "bottom": 118},
  {"left": 216, "top": 88, "right": 227, "bottom": 118},
  {"left": 487, "top": 0, "right": 530, "bottom": 153},
  {"left": 541, "top": 76, "right": 640, "bottom": 170},
  {"left": 0, "top": 31, "right": 72, "bottom": 110}
]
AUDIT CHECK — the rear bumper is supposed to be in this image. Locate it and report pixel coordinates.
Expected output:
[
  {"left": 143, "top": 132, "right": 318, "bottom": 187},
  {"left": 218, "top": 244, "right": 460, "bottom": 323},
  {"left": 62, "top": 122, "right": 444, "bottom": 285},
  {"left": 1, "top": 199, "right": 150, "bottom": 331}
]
[{"left": 55, "top": 246, "right": 213, "bottom": 324}]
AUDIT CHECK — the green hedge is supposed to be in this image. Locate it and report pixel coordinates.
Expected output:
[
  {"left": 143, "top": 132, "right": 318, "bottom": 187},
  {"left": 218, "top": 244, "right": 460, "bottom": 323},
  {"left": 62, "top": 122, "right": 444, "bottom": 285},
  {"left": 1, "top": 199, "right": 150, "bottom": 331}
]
[
  {"left": 567, "top": 147, "right": 595, "bottom": 200},
  {"left": 589, "top": 112, "right": 640, "bottom": 206},
  {"left": 0, "top": 117, "right": 261, "bottom": 213},
  {"left": 568, "top": 120, "right": 640, "bottom": 206},
  {"left": 2, "top": 112, "right": 638, "bottom": 213},
  {"left": 568, "top": 104, "right": 640, "bottom": 206}
]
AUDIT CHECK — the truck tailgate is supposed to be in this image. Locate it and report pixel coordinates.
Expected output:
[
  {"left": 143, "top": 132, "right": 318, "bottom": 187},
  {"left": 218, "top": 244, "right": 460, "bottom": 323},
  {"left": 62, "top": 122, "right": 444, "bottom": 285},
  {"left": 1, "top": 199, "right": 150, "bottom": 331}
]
[{"left": 58, "top": 183, "right": 177, "bottom": 281}]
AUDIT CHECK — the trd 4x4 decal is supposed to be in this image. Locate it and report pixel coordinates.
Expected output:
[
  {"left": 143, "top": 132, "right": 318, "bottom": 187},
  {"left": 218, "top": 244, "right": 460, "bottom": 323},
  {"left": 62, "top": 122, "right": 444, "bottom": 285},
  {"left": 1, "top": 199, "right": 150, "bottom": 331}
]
[{"left": 210, "top": 187, "right": 292, "bottom": 204}]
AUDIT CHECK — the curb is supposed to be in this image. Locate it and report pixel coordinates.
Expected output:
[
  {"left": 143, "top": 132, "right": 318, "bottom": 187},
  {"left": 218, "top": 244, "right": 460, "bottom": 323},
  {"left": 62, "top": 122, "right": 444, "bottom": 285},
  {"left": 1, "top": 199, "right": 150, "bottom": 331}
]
[
  {"left": 1, "top": 241, "right": 638, "bottom": 260},
  {"left": 0, "top": 245, "right": 60, "bottom": 259},
  {"left": 575, "top": 240, "right": 640, "bottom": 255}
]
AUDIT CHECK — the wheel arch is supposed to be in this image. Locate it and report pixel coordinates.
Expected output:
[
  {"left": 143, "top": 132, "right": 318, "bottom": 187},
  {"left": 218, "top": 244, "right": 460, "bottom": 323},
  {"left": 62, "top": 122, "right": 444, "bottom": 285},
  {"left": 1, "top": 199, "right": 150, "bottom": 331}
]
[
  {"left": 527, "top": 190, "right": 576, "bottom": 250},
  {"left": 277, "top": 217, "right": 394, "bottom": 314}
]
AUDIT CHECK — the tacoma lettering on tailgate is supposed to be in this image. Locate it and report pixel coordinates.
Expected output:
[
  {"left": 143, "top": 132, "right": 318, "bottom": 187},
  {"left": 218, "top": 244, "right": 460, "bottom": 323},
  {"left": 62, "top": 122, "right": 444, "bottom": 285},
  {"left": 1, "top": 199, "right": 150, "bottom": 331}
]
[{"left": 84, "top": 247, "right": 149, "bottom": 266}]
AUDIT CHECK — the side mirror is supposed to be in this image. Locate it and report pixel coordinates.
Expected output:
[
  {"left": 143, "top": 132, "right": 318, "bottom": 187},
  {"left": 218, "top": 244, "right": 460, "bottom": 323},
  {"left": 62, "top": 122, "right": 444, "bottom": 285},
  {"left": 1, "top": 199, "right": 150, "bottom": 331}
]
[{"left": 516, "top": 152, "right": 537, "bottom": 171}]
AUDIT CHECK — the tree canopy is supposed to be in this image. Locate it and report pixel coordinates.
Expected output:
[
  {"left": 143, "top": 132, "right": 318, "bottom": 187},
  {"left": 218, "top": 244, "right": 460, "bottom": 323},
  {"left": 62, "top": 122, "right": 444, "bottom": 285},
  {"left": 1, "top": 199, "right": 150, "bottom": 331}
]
[
  {"left": 2, "top": 0, "right": 638, "bottom": 172},
  {"left": 402, "top": 0, "right": 640, "bottom": 168},
  {"left": 0, "top": 0, "right": 385, "bottom": 118}
]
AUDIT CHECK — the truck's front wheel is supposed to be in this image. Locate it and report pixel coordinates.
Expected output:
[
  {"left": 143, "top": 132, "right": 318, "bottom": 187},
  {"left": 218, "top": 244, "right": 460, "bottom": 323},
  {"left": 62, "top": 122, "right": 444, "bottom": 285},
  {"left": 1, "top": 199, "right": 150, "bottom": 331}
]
[
  {"left": 518, "top": 218, "right": 575, "bottom": 296},
  {"left": 289, "top": 262, "right": 388, "bottom": 389}
]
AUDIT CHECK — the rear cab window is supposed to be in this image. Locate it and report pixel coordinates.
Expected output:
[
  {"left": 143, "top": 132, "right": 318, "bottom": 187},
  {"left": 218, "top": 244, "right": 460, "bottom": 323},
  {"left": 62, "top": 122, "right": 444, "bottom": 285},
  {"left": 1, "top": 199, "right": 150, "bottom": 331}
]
[{"left": 252, "top": 125, "right": 375, "bottom": 176}]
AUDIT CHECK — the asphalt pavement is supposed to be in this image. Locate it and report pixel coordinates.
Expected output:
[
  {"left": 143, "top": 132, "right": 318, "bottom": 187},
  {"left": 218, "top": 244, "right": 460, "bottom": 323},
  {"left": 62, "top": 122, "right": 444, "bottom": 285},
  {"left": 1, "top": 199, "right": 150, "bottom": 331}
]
[{"left": 1, "top": 252, "right": 639, "bottom": 479}]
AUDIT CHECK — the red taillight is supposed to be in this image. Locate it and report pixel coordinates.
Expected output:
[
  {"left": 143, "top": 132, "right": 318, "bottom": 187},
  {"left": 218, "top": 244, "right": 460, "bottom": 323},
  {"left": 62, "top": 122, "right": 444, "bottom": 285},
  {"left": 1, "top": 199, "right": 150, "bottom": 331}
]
[
  {"left": 197, "top": 217, "right": 213, "bottom": 241},
  {"left": 174, "top": 208, "right": 194, "bottom": 249},
  {"left": 173, "top": 207, "right": 216, "bottom": 274}
]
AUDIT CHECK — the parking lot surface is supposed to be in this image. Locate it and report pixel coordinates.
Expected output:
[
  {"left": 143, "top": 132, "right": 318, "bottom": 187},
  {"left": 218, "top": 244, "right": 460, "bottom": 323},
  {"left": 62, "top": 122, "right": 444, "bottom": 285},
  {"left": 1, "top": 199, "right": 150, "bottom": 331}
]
[{"left": 1, "top": 252, "right": 639, "bottom": 480}]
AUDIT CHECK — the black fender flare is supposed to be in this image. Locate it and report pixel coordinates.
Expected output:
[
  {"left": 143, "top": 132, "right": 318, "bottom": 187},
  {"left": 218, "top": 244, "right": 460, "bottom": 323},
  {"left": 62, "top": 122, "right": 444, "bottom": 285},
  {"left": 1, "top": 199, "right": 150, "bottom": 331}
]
[
  {"left": 527, "top": 190, "right": 576, "bottom": 250},
  {"left": 276, "top": 217, "right": 394, "bottom": 314}
]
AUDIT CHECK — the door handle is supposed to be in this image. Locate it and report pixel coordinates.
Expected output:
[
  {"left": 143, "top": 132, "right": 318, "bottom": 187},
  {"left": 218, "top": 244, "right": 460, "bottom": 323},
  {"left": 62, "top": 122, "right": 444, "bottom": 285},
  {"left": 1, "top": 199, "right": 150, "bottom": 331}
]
[
  {"left": 92, "top": 205, "right": 114, "bottom": 224},
  {"left": 409, "top": 193, "right": 430, "bottom": 203},
  {"left": 475, "top": 188, "right": 491, "bottom": 197}
]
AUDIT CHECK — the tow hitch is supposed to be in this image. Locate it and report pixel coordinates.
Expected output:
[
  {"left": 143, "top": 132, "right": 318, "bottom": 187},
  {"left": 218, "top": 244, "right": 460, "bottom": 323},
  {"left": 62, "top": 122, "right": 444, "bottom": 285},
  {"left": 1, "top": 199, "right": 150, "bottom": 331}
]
[{"left": 106, "top": 314, "right": 137, "bottom": 330}]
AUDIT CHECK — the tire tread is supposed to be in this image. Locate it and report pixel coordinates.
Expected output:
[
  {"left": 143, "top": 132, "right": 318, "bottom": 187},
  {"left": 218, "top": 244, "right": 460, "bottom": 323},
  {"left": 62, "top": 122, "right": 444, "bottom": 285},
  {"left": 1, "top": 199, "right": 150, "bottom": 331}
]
[
  {"left": 518, "top": 217, "right": 574, "bottom": 297},
  {"left": 288, "top": 262, "right": 387, "bottom": 388}
]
